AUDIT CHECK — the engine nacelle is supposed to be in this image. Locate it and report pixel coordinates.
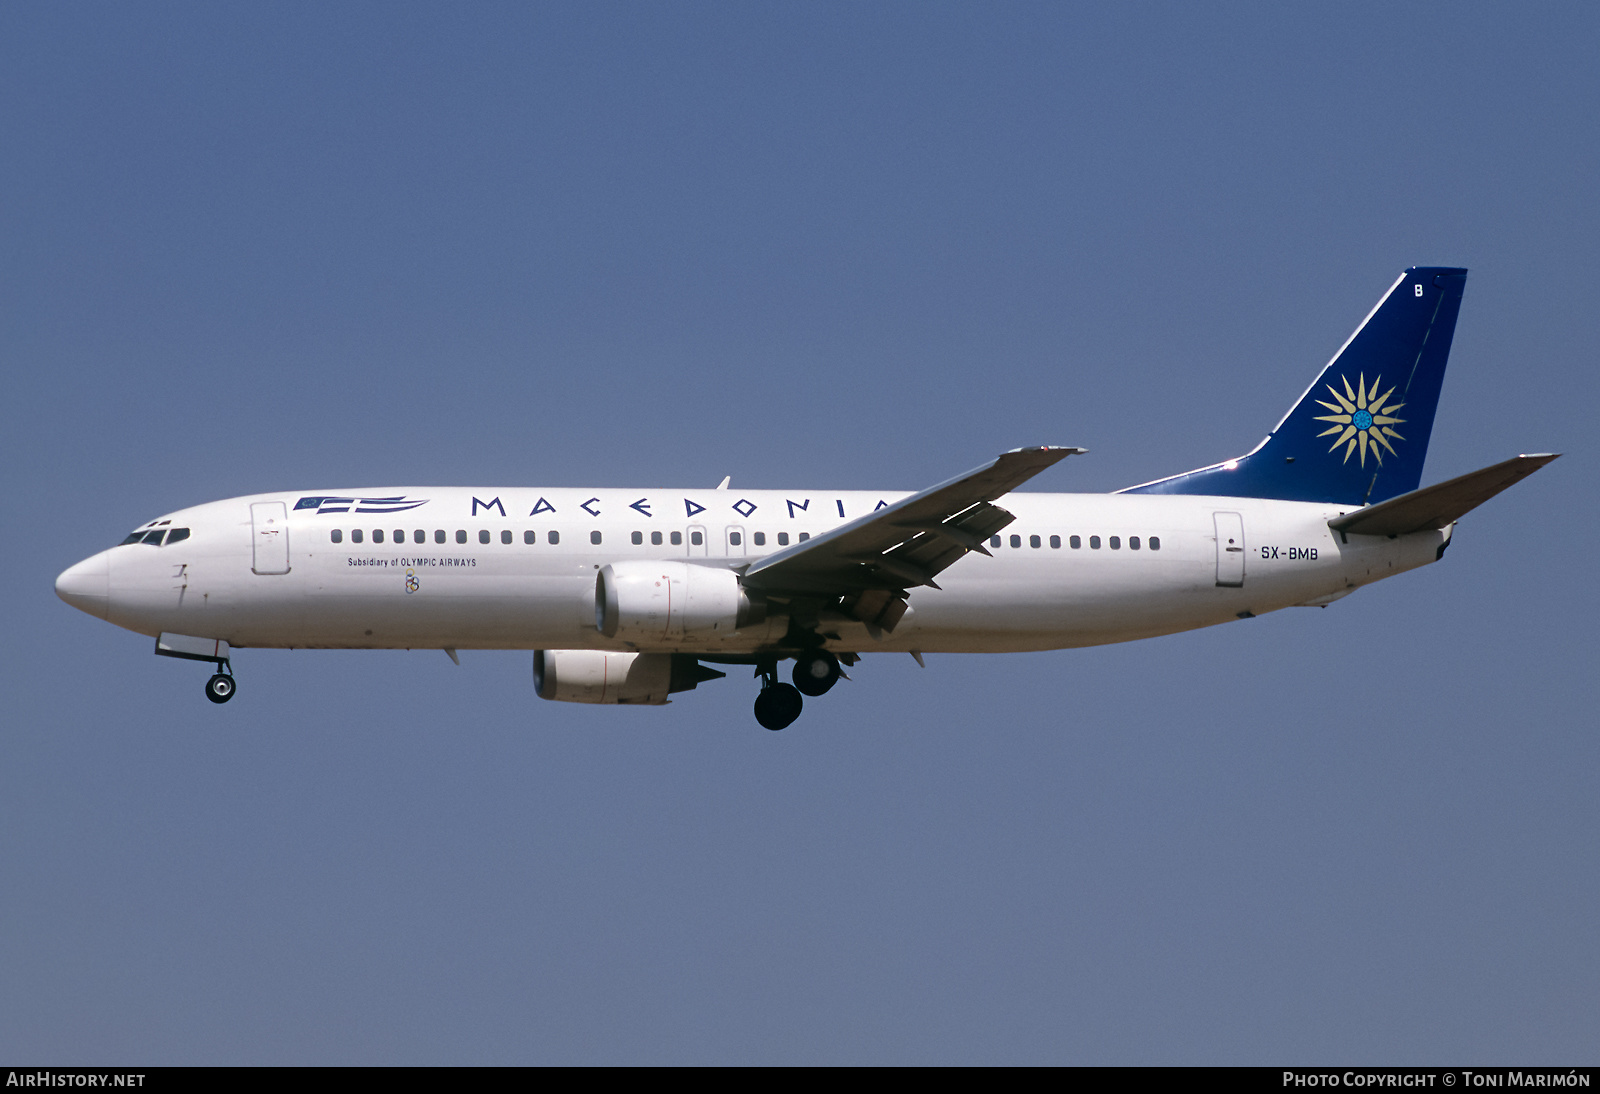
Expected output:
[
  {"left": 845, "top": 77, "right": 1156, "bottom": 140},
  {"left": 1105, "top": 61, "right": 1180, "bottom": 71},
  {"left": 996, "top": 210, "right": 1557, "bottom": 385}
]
[
  {"left": 533, "top": 649, "right": 672, "bottom": 705},
  {"left": 533, "top": 650, "right": 728, "bottom": 705},
  {"left": 595, "top": 561, "right": 765, "bottom": 643}
]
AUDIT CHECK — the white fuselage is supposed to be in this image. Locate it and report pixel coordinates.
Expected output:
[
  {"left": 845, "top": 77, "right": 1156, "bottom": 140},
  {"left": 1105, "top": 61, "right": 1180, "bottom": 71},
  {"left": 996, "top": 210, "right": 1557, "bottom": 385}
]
[{"left": 65, "top": 486, "right": 1447, "bottom": 656}]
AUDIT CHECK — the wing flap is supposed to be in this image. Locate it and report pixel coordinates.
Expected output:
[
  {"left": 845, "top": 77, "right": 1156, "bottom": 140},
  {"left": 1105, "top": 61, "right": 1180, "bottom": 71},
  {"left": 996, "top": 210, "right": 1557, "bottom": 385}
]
[
  {"left": 1328, "top": 453, "right": 1559, "bottom": 537},
  {"left": 743, "top": 447, "right": 1084, "bottom": 601}
]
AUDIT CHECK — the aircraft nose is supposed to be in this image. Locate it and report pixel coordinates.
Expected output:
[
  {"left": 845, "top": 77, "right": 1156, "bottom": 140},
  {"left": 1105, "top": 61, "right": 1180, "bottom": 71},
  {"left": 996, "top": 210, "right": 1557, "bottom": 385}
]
[{"left": 56, "top": 551, "right": 110, "bottom": 620}]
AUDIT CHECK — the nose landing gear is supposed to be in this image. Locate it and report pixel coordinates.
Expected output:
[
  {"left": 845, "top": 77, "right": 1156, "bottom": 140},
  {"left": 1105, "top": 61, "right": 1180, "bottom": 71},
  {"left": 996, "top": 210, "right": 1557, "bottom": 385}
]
[
  {"left": 153, "top": 634, "right": 236, "bottom": 705},
  {"left": 204, "top": 666, "right": 236, "bottom": 704}
]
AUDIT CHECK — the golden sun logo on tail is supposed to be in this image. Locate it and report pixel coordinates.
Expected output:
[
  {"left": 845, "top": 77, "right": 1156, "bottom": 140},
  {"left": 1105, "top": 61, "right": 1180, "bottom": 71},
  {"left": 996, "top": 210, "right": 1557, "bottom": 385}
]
[{"left": 1313, "top": 373, "right": 1406, "bottom": 466}]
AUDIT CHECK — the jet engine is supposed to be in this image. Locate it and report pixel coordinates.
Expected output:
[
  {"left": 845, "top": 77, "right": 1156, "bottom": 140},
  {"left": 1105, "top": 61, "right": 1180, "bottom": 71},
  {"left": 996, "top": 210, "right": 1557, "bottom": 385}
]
[
  {"left": 595, "top": 562, "right": 765, "bottom": 642},
  {"left": 533, "top": 650, "right": 725, "bottom": 705}
]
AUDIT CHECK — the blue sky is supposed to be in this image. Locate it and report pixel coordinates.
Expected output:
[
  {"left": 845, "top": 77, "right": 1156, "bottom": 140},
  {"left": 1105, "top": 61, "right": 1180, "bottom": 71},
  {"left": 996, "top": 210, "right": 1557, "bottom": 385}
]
[{"left": 3, "top": 2, "right": 1596, "bottom": 1063}]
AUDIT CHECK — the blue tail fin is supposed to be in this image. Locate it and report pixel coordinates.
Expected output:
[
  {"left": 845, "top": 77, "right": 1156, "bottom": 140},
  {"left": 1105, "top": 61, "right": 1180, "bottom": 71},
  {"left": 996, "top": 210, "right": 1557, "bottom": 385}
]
[{"left": 1122, "top": 267, "right": 1468, "bottom": 506}]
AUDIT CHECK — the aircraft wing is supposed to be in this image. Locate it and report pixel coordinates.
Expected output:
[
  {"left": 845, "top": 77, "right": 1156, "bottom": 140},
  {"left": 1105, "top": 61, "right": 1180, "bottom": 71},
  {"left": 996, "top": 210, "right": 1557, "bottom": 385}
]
[
  {"left": 1328, "top": 453, "right": 1559, "bottom": 537},
  {"left": 741, "top": 446, "right": 1084, "bottom": 629}
]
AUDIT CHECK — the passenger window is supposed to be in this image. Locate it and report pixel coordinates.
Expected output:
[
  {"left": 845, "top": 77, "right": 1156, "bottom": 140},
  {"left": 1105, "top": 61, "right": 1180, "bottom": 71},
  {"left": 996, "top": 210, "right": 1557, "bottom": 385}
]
[
  {"left": 1030, "top": 535, "right": 1041, "bottom": 548},
  {"left": 500, "top": 530, "right": 511, "bottom": 545},
  {"left": 435, "top": 529, "right": 446, "bottom": 544},
  {"left": 373, "top": 529, "right": 385, "bottom": 544},
  {"left": 525, "top": 530, "right": 537, "bottom": 545},
  {"left": 352, "top": 529, "right": 364, "bottom": 544},
  {"left": 651, "top": 531, "right": 663, "bottom": 546},
  {"left": 1089, "top": 536, "right": 1100, "bottom": 549},
  {"left": 1049, "top": 535, "right": 1060, "bottom": 549},
  {"left": 1149, "top": 536, "right": 1161, "bottom": 551},
  {"left": 1009, "top": 534, "right": 1021, "bottom": 548},
  {"left": 753, "top": 532, "right": 766, "bottom": 546},
  {"left": 478, "top": 530, "right": 490, "bottom": 545},
  {"left": 690, "top": 531, "right": 703, "bottom": 546},
  {"left": 331, "top": 529, "right": 343, "bottom": 544},
  {"left": 729, "top": 532, "right": 742, "bottom": 546},
  {"left": 591, "top": 531, "right": 602, "bottom": 545},
  {"left": 1130, "top": 536, "right": 1140, "bottom": 550},
  {"left": 798, "top": 532, "right": 810, "bottom": 542},
  {"left": 456, "top": 530, "right": 467, "bottom": 544},
  {"left": 990, "top": 535, "right": 1002, "bottom": 548},
  {"left": 548, "top": 531, "right": 560, "bottom": 545},
  {"left": 1110, "top": 536, "right": 1121, "bottom": 550},
  {"left": 415, "top": 530, "right": 425, "bottom": 544},
  {"left": 631, "top": 531, "right": 643, "bottom": 545},
  {"left": 670, "top": 531, "right": 682, "bottom": 546},
  {"left": 778, "top": 532, "right": 790, "bottom": 546}
]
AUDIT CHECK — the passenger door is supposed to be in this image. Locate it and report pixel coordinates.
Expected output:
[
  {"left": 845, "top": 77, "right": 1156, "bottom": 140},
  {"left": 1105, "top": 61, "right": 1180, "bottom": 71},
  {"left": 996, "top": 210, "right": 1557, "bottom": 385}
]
[
  {"left": 251, "top": 501, "right": 291, "bottom": 575},
  {"left": 1213, "top": 511, "right": 1244, "bottom": 587}
]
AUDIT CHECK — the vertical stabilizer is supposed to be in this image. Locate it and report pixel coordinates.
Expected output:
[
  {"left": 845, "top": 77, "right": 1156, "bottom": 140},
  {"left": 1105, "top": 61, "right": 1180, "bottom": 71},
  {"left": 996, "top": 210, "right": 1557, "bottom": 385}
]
[{"left": 1122, "top": 267, "right": 1468, "bottom": 505}]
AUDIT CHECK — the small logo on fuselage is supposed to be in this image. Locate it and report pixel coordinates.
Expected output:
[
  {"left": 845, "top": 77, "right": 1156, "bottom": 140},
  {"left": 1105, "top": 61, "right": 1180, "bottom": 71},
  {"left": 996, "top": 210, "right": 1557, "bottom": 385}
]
[{"left": 294, "top": 495, "right": 429, "bottom": 514}]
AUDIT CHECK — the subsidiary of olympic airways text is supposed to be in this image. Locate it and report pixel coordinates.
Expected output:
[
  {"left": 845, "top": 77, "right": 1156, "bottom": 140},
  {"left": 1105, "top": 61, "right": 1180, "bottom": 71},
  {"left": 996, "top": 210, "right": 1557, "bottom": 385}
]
[{"left": 346, "top": 556, "right": 477, "bottom": 568}]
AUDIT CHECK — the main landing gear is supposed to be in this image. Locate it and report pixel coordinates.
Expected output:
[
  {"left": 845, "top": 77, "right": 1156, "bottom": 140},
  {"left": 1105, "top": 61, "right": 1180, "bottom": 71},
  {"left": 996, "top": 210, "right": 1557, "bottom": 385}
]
[
  {"left": 753, "top": 675, "right": 804, "bottom": 731},
  {"left": 204, "top": 664, "right": 236, "bottom": 704},
  {"left": 751, "top": 650, "right": 846, "bottom": 730},
  {"left": 792, "top": 649, "right": 841, "bottom": 696}
]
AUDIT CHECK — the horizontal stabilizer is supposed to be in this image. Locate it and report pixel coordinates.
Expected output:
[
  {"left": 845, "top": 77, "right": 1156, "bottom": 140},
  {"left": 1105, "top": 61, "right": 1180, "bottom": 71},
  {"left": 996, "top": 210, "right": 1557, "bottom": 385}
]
[{"left": 1328, "top": 454, "right": 1559, "bottom": 537}]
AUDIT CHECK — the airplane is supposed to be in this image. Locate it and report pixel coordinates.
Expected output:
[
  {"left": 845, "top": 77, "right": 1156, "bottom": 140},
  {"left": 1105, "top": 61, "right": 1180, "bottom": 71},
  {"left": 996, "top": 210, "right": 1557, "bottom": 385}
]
[{"left": 55, "top": 267, "right": 1557, "bottom": 730}]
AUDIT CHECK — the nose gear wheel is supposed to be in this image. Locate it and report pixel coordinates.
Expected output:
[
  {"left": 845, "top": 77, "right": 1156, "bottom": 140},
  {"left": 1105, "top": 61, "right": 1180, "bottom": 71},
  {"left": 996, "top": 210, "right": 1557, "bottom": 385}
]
[{"left": 205, "top": 672, "right": 236, "bottom": 704}]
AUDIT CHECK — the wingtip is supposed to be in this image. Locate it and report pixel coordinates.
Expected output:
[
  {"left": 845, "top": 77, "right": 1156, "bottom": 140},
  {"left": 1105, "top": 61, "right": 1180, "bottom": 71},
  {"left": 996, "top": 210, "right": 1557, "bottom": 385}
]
[{"left": 1004, "top": 445, "right": 1088, "bottom": 457}]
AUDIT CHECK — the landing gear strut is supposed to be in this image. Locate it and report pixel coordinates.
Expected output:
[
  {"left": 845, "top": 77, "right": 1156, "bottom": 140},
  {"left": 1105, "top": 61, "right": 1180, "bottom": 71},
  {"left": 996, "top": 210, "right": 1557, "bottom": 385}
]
[
  {"left": 204, "top": 664, "right": 236, "bottom": 704},
  {"left": 752, "top": 661, "right": 803, "bottom": 730}
]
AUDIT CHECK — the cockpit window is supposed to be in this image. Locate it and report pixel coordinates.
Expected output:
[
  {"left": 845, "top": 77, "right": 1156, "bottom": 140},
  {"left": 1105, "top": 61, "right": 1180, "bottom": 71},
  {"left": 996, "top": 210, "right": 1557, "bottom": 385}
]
[{"left": 119, "top": 527, "right": 191, "bottom": 547}]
